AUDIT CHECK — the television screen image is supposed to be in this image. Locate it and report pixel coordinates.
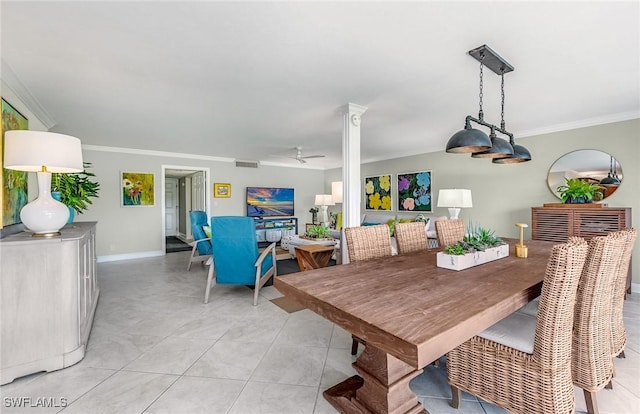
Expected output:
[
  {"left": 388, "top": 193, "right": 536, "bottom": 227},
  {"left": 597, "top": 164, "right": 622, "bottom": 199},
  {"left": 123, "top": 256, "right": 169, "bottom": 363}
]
[{"left": 246, "top": 187, "right": 294, "bottom": 217}]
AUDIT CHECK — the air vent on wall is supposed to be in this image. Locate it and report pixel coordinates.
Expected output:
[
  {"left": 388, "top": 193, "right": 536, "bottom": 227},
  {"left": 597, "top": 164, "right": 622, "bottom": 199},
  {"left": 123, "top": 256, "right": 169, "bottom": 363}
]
[{"left": 235, "top": 160, "right": 259, "bottom": 168}]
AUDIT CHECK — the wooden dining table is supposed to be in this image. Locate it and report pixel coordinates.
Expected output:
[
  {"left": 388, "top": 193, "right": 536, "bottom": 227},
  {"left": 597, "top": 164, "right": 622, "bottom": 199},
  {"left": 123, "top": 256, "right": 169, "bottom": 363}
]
[{"left": 274, "top": 238, "right": 555, "bottom": 414}]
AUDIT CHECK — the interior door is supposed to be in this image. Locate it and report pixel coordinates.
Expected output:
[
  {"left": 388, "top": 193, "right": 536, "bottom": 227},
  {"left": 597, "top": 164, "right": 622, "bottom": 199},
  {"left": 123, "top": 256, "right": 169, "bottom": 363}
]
[
  {"left": 165, "top": 178, "right": 179, "bottom": 236},
  {"left": 192, "top": 171, "right": 205, "bottom": 211}
]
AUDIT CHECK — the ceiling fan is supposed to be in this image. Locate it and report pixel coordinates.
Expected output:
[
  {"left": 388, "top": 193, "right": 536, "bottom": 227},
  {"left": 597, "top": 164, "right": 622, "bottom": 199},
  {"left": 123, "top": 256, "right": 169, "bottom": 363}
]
[{"left": 287, "top": 146, "right": 325, "bottom": 164}]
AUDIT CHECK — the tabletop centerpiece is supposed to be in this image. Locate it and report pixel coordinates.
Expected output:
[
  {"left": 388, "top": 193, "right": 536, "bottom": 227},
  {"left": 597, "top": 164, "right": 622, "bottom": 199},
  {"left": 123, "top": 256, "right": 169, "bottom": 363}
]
[{"left": 437, "top": 223, "right": 508, "bottom": 271}]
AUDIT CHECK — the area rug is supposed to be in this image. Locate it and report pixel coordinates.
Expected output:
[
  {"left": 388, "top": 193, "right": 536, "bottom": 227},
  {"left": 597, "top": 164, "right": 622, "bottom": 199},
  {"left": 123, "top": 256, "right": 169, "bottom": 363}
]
[
  {"left": 166, "top": 236, "right": 192, "bottom": 253},
  {"left": 271, "top": 295, "right": 306, "bottom": 313}
]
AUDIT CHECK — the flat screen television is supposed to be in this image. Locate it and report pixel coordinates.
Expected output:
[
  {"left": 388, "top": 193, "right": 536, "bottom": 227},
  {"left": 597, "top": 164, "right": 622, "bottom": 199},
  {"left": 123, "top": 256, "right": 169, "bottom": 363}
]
[{"left": 246, "top": 187, "right": 295, "bottom": 217}]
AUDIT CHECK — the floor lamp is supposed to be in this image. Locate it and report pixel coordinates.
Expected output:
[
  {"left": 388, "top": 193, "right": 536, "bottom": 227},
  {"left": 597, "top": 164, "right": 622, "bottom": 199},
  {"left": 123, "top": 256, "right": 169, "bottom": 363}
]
[{"left": 3, "top": 130, "right": 84, "bottom": 237}]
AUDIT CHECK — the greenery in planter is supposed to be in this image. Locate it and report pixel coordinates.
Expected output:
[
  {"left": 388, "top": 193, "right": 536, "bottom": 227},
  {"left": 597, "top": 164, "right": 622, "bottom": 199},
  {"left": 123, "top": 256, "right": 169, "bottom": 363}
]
[
  {"left": 556, "top": 178, "right": 603, "bottom": 204},
  {"left": 444, "top": 222, "right": 504, "bottom": 255},
  {"left": 51, "top": 162, "right": 100, "bottom": 214},
  {"left": 306, "top": 225, "right": 332, "bottom": 239}
]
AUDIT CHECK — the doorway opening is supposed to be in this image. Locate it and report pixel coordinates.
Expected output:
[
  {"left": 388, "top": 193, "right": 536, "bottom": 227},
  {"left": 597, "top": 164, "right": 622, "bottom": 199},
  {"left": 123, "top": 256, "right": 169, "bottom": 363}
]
[{"left": 161, "top": 165, "right": 211, "bottom": 254}]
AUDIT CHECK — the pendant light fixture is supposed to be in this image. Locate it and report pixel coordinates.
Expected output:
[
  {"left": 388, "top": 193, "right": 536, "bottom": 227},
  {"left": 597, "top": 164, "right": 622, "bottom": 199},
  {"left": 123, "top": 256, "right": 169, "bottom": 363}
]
[
  {"left": 599, "top": 156, "right": 621, "bottom": 185},
  {"left": 446, "top": 45, "right": 532, "bottom": 164},
  {"left": 472, "top": 69, "right": 513, "bottom": 159}
]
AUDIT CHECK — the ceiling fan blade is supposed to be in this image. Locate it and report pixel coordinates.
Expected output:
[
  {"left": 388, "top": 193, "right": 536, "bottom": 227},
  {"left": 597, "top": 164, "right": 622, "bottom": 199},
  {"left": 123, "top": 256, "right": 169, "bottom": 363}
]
[
  {"left": 302, "top": 155, "right": 325, "bottom": 159},
  {"left": 298, "top": 158, "right": 307, "bottom": 164}
]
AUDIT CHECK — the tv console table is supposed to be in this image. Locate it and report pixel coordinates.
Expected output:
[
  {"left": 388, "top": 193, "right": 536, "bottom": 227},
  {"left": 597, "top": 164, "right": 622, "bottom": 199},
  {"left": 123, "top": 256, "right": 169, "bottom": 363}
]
[
  {"left": 254, "top": 217, "right": 298, "bottom": 245},
  {"left": 0, "top": 222, "right": 99, "bottom": 385}
]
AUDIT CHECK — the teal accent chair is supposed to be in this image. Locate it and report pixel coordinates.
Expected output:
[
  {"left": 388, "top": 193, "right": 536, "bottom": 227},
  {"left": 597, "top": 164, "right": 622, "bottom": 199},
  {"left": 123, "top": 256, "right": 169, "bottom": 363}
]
[
  {"left": 187, "top": 210, "right": 213, "bottom": 271},
  {"left": 205, "top": 216, "right": 277, "bottom": 305}
]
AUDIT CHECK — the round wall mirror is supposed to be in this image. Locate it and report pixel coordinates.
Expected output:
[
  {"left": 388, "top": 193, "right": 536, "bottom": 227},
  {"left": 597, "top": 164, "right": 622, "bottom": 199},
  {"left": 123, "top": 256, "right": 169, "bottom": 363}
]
[{"left": 548, "top": 149, "right": 623, "bottom": 201}]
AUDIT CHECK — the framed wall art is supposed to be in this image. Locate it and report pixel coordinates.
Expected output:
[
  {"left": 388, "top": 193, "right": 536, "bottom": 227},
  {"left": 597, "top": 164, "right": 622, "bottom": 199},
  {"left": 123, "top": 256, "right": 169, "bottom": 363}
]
[
  {"left": 214, "top": 182, "right": 231, "bottom": 198},
  {"left": 121, "top": 171, "right": 155, "bottom": 206},
  {"left": 1, "top": 97, "right": 29, "bottom": 229},
  {"left": 364, "top": 174, "right": 392, "bottom": 211},
  {"left": 397, "top": 170, "right": 432, "bottom": 212}
]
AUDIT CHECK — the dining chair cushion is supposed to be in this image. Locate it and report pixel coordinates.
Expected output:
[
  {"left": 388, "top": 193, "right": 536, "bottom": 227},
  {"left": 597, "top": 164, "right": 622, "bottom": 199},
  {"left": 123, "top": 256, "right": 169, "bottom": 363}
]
[
  {"left": 517, "top": 296, "right": 540, "bottom": 317},
  {"left": 477, "top": 312, "right": 537, "bottom": 354}
]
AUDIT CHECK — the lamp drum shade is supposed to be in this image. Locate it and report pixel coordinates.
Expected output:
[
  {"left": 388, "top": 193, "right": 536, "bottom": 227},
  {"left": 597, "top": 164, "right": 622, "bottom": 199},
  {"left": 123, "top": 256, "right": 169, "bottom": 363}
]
[
  {"left": 315, "top": 194, "right": 335, "bottom": 206},
  {"left": 331, "top": 181, "right": 343, "bottom": 203},
  {"left": 437, "top": 189, "right": 473, "bottom": 208},
  {"left": 3, "top": 130, "right": 83, "bottom": 173}
]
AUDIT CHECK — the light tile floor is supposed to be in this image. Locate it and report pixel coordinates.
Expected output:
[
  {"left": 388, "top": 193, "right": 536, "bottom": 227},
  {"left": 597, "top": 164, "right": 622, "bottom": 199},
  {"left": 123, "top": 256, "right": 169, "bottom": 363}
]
[{"left": 1, "top": 251, "right": 638, "bottom": 413}]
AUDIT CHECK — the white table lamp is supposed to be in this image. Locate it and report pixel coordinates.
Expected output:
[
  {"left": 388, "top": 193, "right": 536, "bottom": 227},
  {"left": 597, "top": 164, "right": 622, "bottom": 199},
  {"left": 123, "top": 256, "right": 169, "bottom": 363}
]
[
  {"left": 437, "top": 189, "right": 473, "bottom": 219},
  {"left": 4, "top": 130, "right": 84, "bottom": 237},
  {"left": 315, "top": 194, "right": 335, "bottom": 226}
]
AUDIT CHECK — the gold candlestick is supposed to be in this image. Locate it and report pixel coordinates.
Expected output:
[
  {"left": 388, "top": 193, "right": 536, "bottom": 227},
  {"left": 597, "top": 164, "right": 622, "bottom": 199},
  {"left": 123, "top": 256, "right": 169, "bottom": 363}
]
[{"left": 515, "top": 223, "right": 528, "bottom": 258}]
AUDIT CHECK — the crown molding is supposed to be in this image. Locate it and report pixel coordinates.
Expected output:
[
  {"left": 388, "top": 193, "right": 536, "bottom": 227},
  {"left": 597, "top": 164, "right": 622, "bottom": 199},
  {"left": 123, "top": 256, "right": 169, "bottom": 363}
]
[
  {"left": 1, "top": 59, "right": 57, "bottom": 129},
  {"left": 516, "top": 111, "right": 640, "bottom": 139},
  {"left": 83, "top": 145, "right": 235, "bottom": 162}
]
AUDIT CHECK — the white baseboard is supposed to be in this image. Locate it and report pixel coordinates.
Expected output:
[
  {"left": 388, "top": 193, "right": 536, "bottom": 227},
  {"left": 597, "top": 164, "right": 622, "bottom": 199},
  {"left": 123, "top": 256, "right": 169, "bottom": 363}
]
[
  {"left": 632, "top": 282, "right": 639, "bottom": 295},
  {"left": 97, "top": 250, "right": 164, "bottom": 263}
]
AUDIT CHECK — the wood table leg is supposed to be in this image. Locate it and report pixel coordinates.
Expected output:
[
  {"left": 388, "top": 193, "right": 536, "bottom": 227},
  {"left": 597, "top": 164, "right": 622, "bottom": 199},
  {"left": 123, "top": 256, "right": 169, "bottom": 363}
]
[
  {"left": 295, "top": 245, "right": 334, "bottom": 271},
  {"left": 323, "top": 343, "right": 427, "bottom": 414}
]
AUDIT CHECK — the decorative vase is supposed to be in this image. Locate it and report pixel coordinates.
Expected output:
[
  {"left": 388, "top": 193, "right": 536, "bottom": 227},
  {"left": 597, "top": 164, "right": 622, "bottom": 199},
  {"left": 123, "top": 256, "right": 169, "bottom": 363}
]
[{"left": 51, "top": 191, "right": 75, "bottom": 224}]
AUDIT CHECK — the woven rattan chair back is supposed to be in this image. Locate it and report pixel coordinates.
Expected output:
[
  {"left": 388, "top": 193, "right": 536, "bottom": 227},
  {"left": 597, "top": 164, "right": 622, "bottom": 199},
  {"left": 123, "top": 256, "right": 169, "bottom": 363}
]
[
  {"left": 435, "top": 219, "right": 465, "bottom": 247},
  {"left": 447, "top": 237, "right": 588, "bottom": 414},
  {"left": 395, "top": 222, "right": 428, "bottom": 254},
  {"left": 610, "top": 228, "right": 637, "bottom": 358},
  {"left": 572, "top": 233, "right": 626, "bottom": 414},
  {"left": 534, "top": 237, "right": 588, "bottom": 366},
  {"left": 344, "top": 225, "right": 392, "bottom": 263}
]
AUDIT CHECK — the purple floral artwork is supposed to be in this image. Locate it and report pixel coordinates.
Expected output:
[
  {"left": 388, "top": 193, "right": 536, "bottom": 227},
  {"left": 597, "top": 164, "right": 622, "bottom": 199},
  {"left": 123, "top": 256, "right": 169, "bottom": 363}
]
[{"left": 397, "top": 171, "right": 432, "bottom": 212}]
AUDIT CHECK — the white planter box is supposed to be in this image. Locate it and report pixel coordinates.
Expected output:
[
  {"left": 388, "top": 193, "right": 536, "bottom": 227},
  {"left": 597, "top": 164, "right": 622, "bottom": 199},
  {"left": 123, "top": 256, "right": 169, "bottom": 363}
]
[{"left": 437, "top": 244, "right": 509, "bottom": 271}]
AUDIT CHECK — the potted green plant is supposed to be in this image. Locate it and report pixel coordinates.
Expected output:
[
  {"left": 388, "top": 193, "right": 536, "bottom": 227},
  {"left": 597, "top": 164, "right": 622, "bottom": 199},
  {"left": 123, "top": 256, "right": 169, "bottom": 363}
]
[
  {"left": 306, "top": 225, "right": 332, "bottom": 239},
  {"left": 556, "top": 178, "right": 603, "bottom": 204},
  {"left": 51, "top": 162, "right": 100, "bottom": 222},
  {"left": 438, "top": 223, "right": 508, "bottom": 271}
]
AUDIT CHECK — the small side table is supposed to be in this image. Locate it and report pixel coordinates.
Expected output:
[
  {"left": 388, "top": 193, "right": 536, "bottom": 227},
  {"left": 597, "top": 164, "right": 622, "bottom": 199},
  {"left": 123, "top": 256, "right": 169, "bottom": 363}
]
[{"left": 294, "top": 244, "right": 335, "bottom": 271}]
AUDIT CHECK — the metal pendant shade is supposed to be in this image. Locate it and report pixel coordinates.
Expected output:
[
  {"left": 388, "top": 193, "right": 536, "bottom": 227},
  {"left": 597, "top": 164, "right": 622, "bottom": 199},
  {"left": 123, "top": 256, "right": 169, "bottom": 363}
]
[
  {"left": 471, "top": 131, "right": 513, "bottom": 158},
  {"left": 492, "top": 143, "right": 532, "bottom": 164},
  {"left": 600, "top": 175, "right": 621, "bottom": 185},
  {"left": 446, "top": 127, "right": 491, "bottom": 153},
  {"left": 599, "top": 155, "right": 621, "bottom": 185},
  {"left": 446, "top": 44, "right": 531, "bottom": 164}
]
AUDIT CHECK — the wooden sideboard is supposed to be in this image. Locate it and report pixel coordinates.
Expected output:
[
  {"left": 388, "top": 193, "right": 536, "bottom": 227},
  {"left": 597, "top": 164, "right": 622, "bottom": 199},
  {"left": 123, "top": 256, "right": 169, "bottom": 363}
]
[
  {"left": 0, "top": 222, "right": 99, "bottom": 385},
  {"left": 531, "top": 206, "right": 632, "bottom": 293}
]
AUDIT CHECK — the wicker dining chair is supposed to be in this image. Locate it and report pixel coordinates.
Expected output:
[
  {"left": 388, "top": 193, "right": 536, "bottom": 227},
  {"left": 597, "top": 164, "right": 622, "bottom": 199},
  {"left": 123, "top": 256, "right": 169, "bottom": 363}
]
[
  {"left": 447, "top": 237, "right": 588, "bottom": 414},
  {"left": 435, "top": 218, "right": 465, "bottom": 247},
  {"left": 395, "top": 221, "right": 429, "bottom": 254},
  {"left": 344, "top": 224, "right": 393, "bottom": 263},
  {"left": 572, "top": 232, "right": 627, "bottom": 414},
  {"left": 344, "top": 224, "right": 393, "bottom": 355},
  {"left": 609, "top": 228, "right": 637, "bottom": 359}
]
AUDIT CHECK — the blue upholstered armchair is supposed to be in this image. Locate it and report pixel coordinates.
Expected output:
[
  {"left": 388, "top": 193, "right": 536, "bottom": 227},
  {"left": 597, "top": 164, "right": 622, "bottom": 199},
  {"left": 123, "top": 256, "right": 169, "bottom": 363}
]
[
  {"left": 187, "top": 210, "right": 213, "bottom": 271},
  {"left": 205, "top": 216, "right": 277, "bottom": 305}
]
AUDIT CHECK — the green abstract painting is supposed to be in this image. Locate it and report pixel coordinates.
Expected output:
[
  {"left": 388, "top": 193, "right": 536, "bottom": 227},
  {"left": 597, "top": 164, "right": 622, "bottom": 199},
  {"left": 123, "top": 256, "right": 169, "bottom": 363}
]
[{"left": 1, "top": 98, "right": 29, "bottom": 228}]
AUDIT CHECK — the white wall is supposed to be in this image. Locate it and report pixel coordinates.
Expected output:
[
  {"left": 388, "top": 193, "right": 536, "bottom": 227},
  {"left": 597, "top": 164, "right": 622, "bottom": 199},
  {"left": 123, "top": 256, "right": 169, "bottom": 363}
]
[
  {"left": 327, "top": 118, "right": 640, "bottom": 283},
  {"left": 79, "top": 148, "right": 325, "bottom": 259}
]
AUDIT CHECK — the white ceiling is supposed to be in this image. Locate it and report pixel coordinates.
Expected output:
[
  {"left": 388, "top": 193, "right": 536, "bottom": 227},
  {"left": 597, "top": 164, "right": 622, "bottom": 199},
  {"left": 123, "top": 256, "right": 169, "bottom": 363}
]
[{"left": 2, "top": 1, "right": 639, "bottom": 170}]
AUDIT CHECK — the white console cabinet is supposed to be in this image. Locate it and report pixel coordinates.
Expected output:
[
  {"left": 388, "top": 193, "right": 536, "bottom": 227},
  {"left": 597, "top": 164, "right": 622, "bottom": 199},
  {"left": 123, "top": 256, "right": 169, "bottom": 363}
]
[{"left": 0, "top": 222, "right": 99, "bottom": 385}]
